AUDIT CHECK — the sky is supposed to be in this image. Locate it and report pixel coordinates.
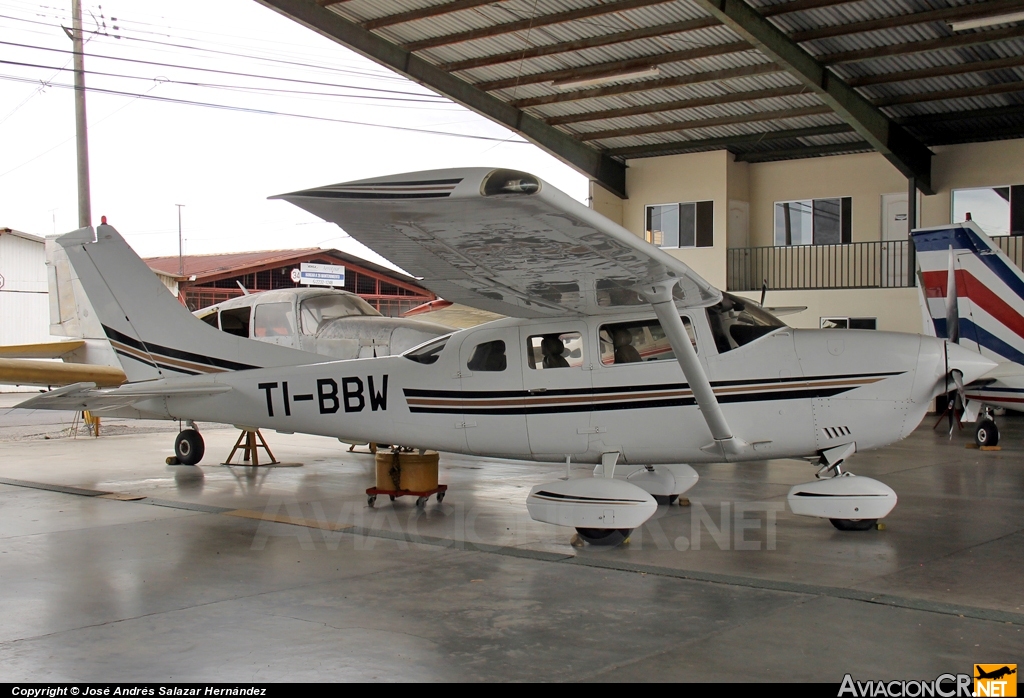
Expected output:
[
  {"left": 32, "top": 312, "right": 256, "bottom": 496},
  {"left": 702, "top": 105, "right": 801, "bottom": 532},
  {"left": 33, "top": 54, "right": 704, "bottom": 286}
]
[{"left": 0, "top": 0, "right": 589, "bottom": 265}]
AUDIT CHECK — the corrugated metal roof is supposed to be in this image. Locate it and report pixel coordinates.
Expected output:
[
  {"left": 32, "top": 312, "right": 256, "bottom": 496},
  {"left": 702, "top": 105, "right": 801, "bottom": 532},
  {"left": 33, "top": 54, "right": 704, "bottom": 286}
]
[{"left": 312, "top": 0, "right": 1024, "bottom": 164}]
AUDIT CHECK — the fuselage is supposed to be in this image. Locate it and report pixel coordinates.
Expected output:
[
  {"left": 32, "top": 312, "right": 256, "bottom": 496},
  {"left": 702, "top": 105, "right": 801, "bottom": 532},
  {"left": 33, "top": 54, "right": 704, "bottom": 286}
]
[{"left": 128, "top": 308, "right": 955, "bottom": 466}]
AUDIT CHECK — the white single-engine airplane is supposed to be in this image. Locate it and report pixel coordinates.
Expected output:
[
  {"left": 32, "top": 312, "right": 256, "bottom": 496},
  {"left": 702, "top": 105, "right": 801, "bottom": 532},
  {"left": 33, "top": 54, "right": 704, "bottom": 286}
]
[{"left": 18, "top": 168, "right": 996, "bottom": 543}]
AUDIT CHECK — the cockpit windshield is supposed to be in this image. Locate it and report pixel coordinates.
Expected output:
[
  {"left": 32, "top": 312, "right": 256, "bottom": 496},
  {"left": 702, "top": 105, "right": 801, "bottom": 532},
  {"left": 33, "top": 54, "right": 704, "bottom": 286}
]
[
  {"left": 403, "top": 334, "right": 452, "bottom": 365},
  {"left": 706, "top": 292, "right": 787, "bottom": 353},
  {"left": 299, "top": 294, "right": 379, "bottom": 336}
]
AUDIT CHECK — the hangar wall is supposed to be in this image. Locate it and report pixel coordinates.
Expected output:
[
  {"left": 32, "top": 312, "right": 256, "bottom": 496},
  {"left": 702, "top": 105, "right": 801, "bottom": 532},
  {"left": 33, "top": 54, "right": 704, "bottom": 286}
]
[{"left": 590, "top": 138, "right": 1024, "bottom": 332}]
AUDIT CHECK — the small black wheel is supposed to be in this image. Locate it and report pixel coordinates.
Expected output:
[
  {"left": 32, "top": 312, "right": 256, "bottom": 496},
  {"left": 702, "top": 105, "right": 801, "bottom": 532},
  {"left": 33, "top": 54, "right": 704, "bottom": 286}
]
[
  {"left": 367, "top": 495, "right": 376, "bottom": 507},
  {"left": 437, "top": 492, "right": 445, "bottom": 503},
  {"left": 389, "top": 495, "right": 396, "bottom": 502},
  {"left": 975, "top": 419, "right": 999, "bottom": 447},
  {"left": 653, "top": 494, "right": 678, "bottom": 506},
  {"left": 415, "top": 496, "right": 427, "bottom": 507},
  {"left": 173, "top": 429, "right": 204, "bottom": 466},
  {"left": 575, "top": 528, "right": 632, "bottom": 546},
  {"left": 830, "top": 518, "right": 877, "bottom": 531}
]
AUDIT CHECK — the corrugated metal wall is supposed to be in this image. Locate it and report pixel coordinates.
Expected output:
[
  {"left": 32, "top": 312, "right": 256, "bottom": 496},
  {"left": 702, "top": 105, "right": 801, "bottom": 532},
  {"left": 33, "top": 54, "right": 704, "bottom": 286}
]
[{"left": 0, "top": 234, "right": 52, "bottom": 345}]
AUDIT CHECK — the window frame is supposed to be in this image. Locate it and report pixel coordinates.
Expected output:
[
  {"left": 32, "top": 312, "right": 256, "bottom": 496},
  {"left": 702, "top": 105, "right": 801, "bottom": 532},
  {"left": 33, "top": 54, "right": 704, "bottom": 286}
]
[
  {"left": 773, "top": 196, "right": 852, "bottom": 246},
  {"left": 645, "top": 201, "right": 714, "bottom": 249},
  {"left": 598, "top": 316, "right": 696, "bottom": 367}
]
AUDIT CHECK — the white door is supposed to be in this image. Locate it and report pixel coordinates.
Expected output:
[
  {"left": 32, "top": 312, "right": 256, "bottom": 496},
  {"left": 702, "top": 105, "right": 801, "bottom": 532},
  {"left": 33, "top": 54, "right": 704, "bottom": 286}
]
[{"left": 881, "top": 193, "right": 910, "bottom": 286}]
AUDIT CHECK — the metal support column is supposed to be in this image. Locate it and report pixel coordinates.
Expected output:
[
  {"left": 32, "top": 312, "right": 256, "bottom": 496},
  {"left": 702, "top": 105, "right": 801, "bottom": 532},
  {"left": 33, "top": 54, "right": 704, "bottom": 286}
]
[
  {"left": 908, "top": 176, "right": 918, "bottom": 286},
  {"left": 71, "top": 0, "right": 91, "bottom": 228}
]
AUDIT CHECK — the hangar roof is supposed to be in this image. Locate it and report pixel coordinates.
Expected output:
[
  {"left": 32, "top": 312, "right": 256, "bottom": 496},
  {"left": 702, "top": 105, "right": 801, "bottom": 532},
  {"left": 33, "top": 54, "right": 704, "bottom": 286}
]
[{"left": 258, "top": 0, "right": 1024, "bottom": 196}]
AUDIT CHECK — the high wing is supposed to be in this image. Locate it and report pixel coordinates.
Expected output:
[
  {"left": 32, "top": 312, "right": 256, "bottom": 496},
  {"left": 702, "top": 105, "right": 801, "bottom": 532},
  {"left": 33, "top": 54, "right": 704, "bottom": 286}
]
[
  {"left": 274, "top": 168, "right": 720, "bottom": 319},
  {"left": 17, "top": 381, "right": 232, "bottom": 412}
]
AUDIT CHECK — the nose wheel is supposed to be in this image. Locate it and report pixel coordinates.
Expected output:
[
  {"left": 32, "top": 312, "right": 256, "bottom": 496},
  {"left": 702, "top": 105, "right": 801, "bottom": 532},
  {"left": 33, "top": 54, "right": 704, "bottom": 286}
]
[{"left": 574, "top": 528, "right": 632, "bottom": 546}]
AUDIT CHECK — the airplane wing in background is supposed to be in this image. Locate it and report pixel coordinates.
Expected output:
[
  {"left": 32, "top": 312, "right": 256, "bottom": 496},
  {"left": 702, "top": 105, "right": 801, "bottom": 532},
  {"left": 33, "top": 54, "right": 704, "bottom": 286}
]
[
  {"left": 0, "top": 340, "right": 127, "bottom": 387},
  {"left": 275, "top": 168, "right": 721, "bottom": 319}
]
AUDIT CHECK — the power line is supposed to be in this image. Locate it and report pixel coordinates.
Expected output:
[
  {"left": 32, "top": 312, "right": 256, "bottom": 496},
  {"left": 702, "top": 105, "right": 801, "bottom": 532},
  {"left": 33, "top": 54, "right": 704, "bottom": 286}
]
[{"left": 0, "top": 73, "right": 527, "bottom": 144}]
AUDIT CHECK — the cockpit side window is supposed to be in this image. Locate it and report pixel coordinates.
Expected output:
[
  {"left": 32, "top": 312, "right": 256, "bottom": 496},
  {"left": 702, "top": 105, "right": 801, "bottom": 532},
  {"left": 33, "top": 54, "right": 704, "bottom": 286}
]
[
  {"left": 404, "top": 334, "right": 451, "bottom": 365},
  {"left": 705, "top": 292, "right": 786, "bottom": 353},
  {"left": 598, "top": 317, "right": 695, "bottom": 365},
  {"left": 467, "top": 340, "right": 506, "bottom": 371},
  {"left": 254, "top": 302, "right": 295, "bottom": 338},
  {"left": 527, "top": 332, "right": 583, "bottom": 369},
  {"left": 198, "top": 311, "right": 219, "bottom": 329},
  {"left": 219, "top": 307, "right": 250, "bottom": 338}
]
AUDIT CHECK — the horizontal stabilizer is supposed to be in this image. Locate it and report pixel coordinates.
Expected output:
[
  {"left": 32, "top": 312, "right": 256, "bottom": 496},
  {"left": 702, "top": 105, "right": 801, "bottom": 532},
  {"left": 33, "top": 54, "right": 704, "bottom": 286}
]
[{"left": 18, "top": 381, "right": 232, "bottom": 412}]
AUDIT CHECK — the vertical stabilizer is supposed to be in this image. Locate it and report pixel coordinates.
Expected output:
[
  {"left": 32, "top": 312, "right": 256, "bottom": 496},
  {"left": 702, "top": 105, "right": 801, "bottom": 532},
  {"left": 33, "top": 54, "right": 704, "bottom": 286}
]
[
  {"left": 912, "top": 222, "right": 1024, "bottom": 364},
  {"left": 55, "top": 224, "right": 326, "bottom": 382}
]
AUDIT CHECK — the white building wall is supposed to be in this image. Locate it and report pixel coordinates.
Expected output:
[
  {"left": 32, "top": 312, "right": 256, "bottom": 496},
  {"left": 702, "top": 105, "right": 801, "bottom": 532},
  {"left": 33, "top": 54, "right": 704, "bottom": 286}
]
[{"left": 0, "top": 230, "right": 50, "bottom": 345}]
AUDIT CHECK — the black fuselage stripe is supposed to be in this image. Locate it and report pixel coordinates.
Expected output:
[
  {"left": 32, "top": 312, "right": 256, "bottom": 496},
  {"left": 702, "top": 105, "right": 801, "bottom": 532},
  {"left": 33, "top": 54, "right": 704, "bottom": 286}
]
[
  {"left": 103, "top": 325, "right": 258, "bottom": 372},
  {"left": 408, "top": 386, "right": 854, "bottom": 415},
  {"left": 112, "top": 348, "right": 201, "bottom": 376},
  {"left": 403, "top": 371, "right": 902, "bottom": 400}
]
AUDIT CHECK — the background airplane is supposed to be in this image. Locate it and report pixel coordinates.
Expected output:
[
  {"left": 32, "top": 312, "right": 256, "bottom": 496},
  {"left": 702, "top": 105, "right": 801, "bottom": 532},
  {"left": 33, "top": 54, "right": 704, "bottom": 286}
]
[
  {"left": 16, "top": 169, "right": 996, "bottom": 543},
  {"left": 913, "top": 221, "right": 1024, "bottom": 446}
]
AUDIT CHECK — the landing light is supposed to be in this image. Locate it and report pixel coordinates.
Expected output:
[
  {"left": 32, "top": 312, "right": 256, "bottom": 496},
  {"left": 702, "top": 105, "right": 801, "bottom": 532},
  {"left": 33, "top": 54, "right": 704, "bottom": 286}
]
[{"left": 481, "top": 169, "right": 540, "bottom": 196}]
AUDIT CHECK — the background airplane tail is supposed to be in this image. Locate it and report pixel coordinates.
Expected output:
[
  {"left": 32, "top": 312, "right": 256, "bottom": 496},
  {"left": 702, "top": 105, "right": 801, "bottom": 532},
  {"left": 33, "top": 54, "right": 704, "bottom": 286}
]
[
  {"left": 912, "top": 222, "right": 1024, "bottom": 365},
  {"left": 55, "top": 224, "right": 323, "bottom": 383}
]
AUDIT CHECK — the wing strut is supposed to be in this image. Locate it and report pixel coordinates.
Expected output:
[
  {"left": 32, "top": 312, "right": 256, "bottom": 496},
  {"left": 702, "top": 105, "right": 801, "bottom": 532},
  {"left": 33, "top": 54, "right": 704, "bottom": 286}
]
[{"left": 644, "top": 281, "right": 747, "bottom": 459}]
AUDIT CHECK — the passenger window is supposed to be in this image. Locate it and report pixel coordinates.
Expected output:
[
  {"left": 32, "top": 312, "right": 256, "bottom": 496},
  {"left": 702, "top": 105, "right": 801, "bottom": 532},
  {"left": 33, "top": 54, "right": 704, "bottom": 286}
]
[
  {"left": 527, "top": 332, "right": 583, "bottom": 369},
  {"left": 467, "top": 340, "right": 506, "bottom": 372},
  {"left": 599, "top": 318, "right": 695, "bottom": 366},
  {"left": 254, "top": 302, "right": 295, "bottom": 338},
  {"left": 706, "top": 292, "right": 786, "bottom": 353},
  {"left": 219, "top": 307, "right": 250, "bottom": 338},
  {"left": 404, "top": 334, "right": 451, "bottom": 365}
]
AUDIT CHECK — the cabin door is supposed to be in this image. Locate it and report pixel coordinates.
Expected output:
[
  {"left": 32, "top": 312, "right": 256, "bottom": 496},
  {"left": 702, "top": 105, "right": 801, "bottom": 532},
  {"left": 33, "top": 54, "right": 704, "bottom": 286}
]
[{"left": 458, "top": 326, "right": 529, "bottom": 456}]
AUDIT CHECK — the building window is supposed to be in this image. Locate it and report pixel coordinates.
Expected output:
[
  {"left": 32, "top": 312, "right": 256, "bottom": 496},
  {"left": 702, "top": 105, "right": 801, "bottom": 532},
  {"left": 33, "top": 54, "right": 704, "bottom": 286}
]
[
  {"left": 645, "top": 202, "right": 713, "bottom": 248},
  {"left": 821, "top": 317, "right": 877, "bottom": 330},
  {"left": 951, "top": 185, "right": 1024, "bottom": 236},
  {"left": 774, "top": 197, "right": 851, "bottom": 246}
]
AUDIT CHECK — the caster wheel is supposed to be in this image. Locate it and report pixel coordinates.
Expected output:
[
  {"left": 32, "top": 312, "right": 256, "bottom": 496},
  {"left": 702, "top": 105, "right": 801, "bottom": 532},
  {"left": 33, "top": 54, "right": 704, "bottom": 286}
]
[
  {"left": 574, "top": 528, "right": 632, "bottom": 546},
  {"left": 829, "top": 518, "right": 877, "bottom": 531},
  {"left": 389, "top": 495, "right": 396, "bottom": 501},
  {"left": 437, "top": 492, "right": 445, "bottom": 503},
  {"left": 415, "top": 496, "right": 427, "bottom": 507},
  {"left": 367, "top": 495, "right": 376, "bottom": 508},
  {"left": 975, "top": 419, "right": 999, "bottom": 447},
  {"left": 173, "top": 429, "right": 204, "bottom": 466}
]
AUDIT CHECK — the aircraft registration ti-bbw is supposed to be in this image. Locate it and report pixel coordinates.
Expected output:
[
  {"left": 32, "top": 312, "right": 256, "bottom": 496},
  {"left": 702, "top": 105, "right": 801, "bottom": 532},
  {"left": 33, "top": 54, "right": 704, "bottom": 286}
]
[{"left": 18, "top": 168, "right": 997, "bottom": 544}]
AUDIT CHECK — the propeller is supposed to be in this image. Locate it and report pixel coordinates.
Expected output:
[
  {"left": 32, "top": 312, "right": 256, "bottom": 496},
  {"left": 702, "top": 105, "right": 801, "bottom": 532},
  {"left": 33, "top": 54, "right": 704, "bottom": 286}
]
[{"left": 943, "top": 245, "right": 964, "bottom": 435}]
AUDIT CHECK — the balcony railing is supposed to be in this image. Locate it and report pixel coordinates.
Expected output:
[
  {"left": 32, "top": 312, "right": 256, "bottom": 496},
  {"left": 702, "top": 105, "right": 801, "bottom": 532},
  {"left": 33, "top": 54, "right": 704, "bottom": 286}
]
[
  {"left": 727, "top": 240, "right": 913, "bottom": 292},
  {"left": 993, "top": 235, "right": 1024, "bottom": 269}
]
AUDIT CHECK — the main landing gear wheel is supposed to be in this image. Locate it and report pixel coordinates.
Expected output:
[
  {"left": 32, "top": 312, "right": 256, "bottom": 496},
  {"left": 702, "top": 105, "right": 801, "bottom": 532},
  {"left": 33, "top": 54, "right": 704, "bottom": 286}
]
[
  {"left": 653, "top": 494, "right": 678, "bottom": 506},
  {"left": 829, "top": 518, "right": 877, "bottom": 531},
  {"left": 975, "top": 419, "right": 999, "bottom": 447},
  {"left": 575, "top": 528, "right": 632, "bottom": 546},
  {"left": 174, "top": 429, "right": 205, "bottom": 466}
]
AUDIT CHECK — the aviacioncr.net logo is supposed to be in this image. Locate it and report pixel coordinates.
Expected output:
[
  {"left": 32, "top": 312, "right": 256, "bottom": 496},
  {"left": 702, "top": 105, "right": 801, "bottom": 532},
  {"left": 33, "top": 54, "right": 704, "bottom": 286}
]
[{"left": 839, "top": 673, "right": 973, "bottom": 697}]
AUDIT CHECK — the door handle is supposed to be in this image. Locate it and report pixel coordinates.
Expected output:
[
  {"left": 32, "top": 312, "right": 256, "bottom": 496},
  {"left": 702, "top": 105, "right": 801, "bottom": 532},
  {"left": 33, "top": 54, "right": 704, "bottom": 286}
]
[{"left": 529, "top": 388, "right": 547, "bottom": 394}]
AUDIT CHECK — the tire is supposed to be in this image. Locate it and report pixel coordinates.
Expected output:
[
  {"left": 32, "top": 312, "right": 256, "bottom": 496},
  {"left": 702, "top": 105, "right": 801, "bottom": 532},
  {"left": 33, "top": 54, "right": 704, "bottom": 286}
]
[
  {"left": 575, "top": 528, "right": 632, "bottom": 546},
  {"left": 174, "top": 429, "right": 204, "bottom": 466},
  {"left": 975, "top": 419, "right": 999, "bottom": 447},
  {"left": 653, "top": 494, "right": 678, "bottom": 506},
  {"left": 829, "top": 518, "right": 877, "bottom": 531}
]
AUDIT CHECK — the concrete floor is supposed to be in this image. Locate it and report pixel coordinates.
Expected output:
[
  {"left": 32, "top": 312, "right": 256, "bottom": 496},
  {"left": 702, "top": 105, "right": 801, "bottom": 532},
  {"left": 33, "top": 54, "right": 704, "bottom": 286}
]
[{"left": 0, "top": 394, "right": 1021, "bottom": 682}]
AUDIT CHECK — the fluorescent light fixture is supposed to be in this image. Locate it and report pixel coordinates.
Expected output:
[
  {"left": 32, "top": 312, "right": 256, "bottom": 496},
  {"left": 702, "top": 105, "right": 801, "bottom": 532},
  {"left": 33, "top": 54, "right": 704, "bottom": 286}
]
[
  {"left": 949, "top": 10, "right": 1024, "bottom": 31},
  {"left": 552, "top": 66, "right": 660, "bottom": 90}
]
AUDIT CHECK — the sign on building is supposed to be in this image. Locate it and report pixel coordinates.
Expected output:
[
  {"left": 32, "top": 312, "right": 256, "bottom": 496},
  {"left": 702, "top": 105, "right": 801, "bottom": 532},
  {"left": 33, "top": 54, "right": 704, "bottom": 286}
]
[{"left": 297, "top": 262, "right": 345, "bottom": 288}]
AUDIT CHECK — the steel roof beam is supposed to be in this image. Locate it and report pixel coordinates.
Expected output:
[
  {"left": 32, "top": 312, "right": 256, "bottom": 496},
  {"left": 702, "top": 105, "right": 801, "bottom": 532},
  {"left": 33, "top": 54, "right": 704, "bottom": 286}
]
[
  {"left": 847, "top": 56, "right": 1024, "bottom": 88},
  {"left": 925, "top": 124, "right": 1024, "bottom": 146},
  {"left": 438, "top": 17, "right": 721, "bottom": 72},
  {"left": 736, "top": 140, "right": 873, "bottom": 162},
  {"left": 510, "top": 63, "right": 780, "bottom": 108},
  {"left": 254, "top": 0, "right": 627, "bottom": 197},
  {"left": 759, "top": 0, "right": 862, "bottom": 17},
  {"left": 606, "top": 123, "right": 855, "bottom": 158},
  {"left": 402, "top": 0, "right": 675, "bottom": 52},
  {"left": 578, "top": 105, "right": 834, "bottom": 141},
  {"left": 898, "top": 104, "right": 1024, "bottom": 127},
  {"left": 822, "top": 25, "right": 1023, "bottom": 65},
  {"left": 546, "top": 84, "right": 809, "bottom": 125},
  {"left": 873, "top": 81, "right": 1024, "bottom": 108},
  {"left": 474, "top": 41, "right": 751, "bottom": 92},
  {"left": 790, "top": 0, "right": 1024, "bottom": 44},
  {"left": 691, "top": 0, "right": 933, "bottom": 192},
  {"left": 363, "top": 1, "right": 498, "bottom": 31}
]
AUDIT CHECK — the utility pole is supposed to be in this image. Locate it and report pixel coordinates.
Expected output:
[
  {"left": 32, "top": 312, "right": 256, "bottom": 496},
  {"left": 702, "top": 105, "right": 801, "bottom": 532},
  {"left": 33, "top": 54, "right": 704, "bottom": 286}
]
[
  {"left": 176, "top": 204, "right": 185, "bottom": 276},
  {"left": 71, "top": 0, "right": 91, "bottom": 229}
]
